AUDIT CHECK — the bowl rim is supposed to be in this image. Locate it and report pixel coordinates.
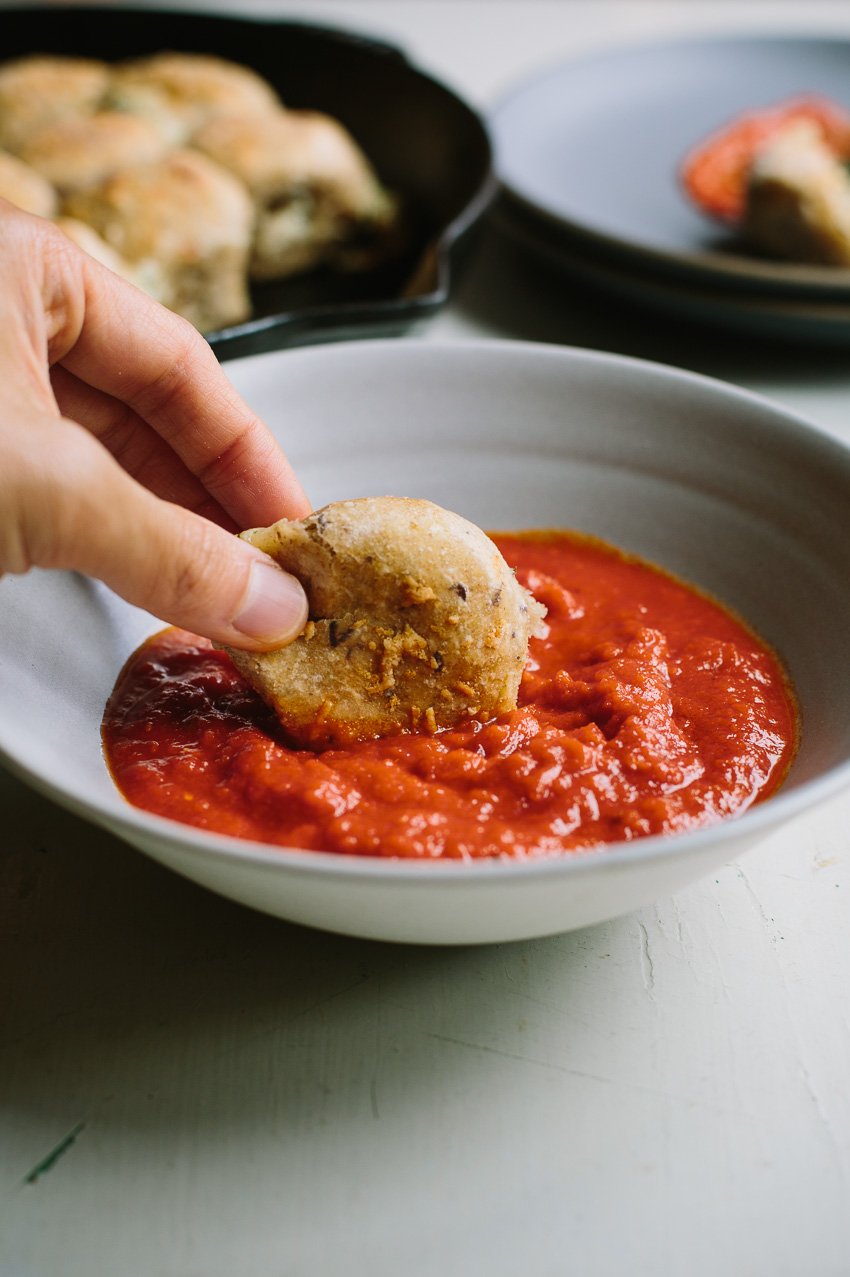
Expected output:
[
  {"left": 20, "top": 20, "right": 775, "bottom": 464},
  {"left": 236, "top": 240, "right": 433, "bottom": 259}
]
[
  {"left": 5, "top": 336, "right": 850, "bottom": 882},
  {"left": 4, "top": 729, "right": 848, "bottom": 884}
]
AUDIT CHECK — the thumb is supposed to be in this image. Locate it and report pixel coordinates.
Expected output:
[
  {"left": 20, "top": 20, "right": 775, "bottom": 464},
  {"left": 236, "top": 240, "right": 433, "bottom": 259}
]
[{"left": 14, "top": 419, "right": 309, "bottom": 651}]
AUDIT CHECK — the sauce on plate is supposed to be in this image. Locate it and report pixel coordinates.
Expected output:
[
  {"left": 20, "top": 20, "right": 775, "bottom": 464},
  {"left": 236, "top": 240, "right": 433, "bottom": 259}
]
[{"left": 681, "top": 94, "right": 850, "bottom": 222}]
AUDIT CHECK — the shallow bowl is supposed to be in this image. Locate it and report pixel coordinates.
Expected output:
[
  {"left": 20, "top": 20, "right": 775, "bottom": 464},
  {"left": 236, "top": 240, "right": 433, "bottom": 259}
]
[{"left": 4, "top": 340, "right": 850, "bottom": 944}]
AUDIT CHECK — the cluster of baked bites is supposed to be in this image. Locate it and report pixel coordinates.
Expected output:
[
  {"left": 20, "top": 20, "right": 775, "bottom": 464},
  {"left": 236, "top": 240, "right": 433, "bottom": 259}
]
[{"left": 0, "top": 52, "right": 399, "bottom": 332}]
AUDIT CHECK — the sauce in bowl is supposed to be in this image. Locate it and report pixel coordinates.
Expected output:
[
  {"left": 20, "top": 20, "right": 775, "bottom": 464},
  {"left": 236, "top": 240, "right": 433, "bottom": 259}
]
[{"left": 102, "top": 531, "right": 797, "bottom": 859}]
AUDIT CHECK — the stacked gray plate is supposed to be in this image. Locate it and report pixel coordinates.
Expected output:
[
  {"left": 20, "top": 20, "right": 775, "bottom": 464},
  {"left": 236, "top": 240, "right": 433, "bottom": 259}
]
[{"left": 491, "top": 34, "right": 850, "bottom": 344}]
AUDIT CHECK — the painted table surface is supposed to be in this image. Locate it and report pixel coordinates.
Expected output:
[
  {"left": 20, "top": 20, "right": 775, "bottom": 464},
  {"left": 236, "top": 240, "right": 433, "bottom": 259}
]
[{"left": 3, "top": 4, "right": 850, "bottom": 1275}]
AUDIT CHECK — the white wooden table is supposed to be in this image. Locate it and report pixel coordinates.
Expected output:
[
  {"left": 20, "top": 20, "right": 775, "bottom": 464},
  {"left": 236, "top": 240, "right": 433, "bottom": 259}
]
[{"left": 3, "top": 5, "right": 850, "bottom": 1275}]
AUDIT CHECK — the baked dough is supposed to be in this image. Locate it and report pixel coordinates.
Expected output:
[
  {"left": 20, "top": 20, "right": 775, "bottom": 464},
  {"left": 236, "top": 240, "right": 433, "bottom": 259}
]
[
  {"left": 0, "top": 49, "right": 400, "bottom": 330},
  {"left": 0, "top": 149, "right": 57, "bottom": 217},
  {"left": 63, "top": 149, "right": 254, "bottom": 332},
  {"left": 222, "top": 497, "right": 547, "bottom": 747},
  {"left": 19, "top": 111, "right": 170, "bottom": 194},
  {"left": 53, "top": 216, "right": 142, "bottom": 288},
  {"left": 745, "top": 119, "right": 850, "bottom": 265},
  {"left": 109, "top": 52, "right": 281, "bottom": 143},
  {"left": 0, "top": 55, "right": 109, "bottom": 153},
  {"left": 0, "top": 49, "right": 400, "bottom": 329},
  {"left": 192, "top": 108, "right": 398, "bottom": 279}
]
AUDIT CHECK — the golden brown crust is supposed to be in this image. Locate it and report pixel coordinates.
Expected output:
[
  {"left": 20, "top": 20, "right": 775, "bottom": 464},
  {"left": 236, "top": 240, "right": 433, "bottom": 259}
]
[
  {"left": 193, "top": 108, "right": 398, "bottom": 280},
  {"left": 221, "top": 497, "right": 547, "bottom": 747},
  {"left": 19, "top": 111, "right": 171, "bottom": 194},
  {"left": 109, "top": 52, "right": 281, "bottom": 140},
  {"left": 745, "top": 119, "right": 850, "bottom": 265},
  {"left": 53, "top": 216, "right": 140, "bottom": 286},
  {"left": 63, "top": 149, "right": 253, "bottom": 260},
  {"left": 0, "top": 49, "right": 397, "bottom": 326},
  {"left": 0, "top": 55, "right": 109, "bottom": 153},
  {"left": 62, "top": 150, "right": 254, "bottom": 331},
  {"left": 193, "top": 108, "right": 388, "bottom": 213},
  {"left": 0, "top": 149, "right": 57, "bottom": 217}
]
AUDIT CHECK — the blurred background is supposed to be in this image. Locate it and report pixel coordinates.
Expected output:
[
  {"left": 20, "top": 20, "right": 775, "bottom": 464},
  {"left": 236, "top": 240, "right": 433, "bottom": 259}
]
[{"left": 3, "top": 5, "right": 850, "bottom": 1277}]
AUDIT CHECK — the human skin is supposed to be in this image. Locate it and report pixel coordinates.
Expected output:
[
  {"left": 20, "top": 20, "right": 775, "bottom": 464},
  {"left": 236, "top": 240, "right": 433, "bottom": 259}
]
[{"left": 0, "top": 199, "right": 311, "bottom": 651}]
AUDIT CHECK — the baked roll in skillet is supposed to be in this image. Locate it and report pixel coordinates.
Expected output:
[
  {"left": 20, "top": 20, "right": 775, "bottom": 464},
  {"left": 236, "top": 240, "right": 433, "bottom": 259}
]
[
  {"left": 63, "top": 149, "right": 254, "bottom": 333},
  {"left": 0, "top": 149, "right": 57, "bottom": 217},
  {"left": 192, "top": 108, "right": 398, "bottom": 279},
  {"left": 0, "top": 55, "right": 109, "bottom": 153},
  {"left": 108, "top": 51, "right": 282, "bottom": 144},
  {"left": 53, "top": 216, "right": 143, "bottom": 290},
  {"left": 19, "top": 111, "right": 171, "bottom": 195}
]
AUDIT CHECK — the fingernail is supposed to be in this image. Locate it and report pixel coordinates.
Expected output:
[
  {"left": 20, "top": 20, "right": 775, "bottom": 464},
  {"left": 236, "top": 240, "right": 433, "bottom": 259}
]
[{"left": 232, "top": 559, "right": 308, "bottom": 644}]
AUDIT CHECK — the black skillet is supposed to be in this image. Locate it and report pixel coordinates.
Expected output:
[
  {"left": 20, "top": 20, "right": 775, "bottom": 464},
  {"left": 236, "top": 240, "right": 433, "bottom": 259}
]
[{"left": 0, "top": 6, "right": 496, "bottom": 359}]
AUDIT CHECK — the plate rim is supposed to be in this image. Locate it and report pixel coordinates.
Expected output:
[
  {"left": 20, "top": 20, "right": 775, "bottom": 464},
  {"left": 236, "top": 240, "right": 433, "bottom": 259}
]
[
  {"left": 491, "top": 199, "right": 850, "bottom": 345},
  {"left": 491, "top": 29, "right": 850, "bottom": 298}
]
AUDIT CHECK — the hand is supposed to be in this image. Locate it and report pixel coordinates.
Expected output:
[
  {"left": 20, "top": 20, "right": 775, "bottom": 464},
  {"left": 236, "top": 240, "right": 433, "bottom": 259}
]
[{"left": 0, "top": 200, "right": 311, "bottom": 651}]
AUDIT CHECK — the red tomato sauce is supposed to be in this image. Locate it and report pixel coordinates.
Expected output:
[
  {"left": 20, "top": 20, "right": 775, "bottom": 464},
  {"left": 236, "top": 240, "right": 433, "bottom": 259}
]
[
  {"left": 680, "top": 94, "right": 850, "bottom": 223},
  {"left": 102, "top": 532, "right": 798, "bottom": 860}
]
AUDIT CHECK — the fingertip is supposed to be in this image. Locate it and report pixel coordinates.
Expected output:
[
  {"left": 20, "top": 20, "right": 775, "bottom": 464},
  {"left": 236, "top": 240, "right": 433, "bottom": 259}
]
[{"left": 227, "top": 554, "right": 310, "bottom": 651}]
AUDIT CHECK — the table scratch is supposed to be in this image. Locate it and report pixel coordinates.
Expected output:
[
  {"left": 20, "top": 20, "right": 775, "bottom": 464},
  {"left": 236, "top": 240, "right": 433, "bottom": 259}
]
[{"left": 23, "top": 1122, "right": 85, "bottom": 1185}]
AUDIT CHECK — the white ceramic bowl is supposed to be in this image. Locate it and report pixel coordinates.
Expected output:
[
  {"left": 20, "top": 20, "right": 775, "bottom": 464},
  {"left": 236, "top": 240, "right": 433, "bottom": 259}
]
[{"left": 4, "top": 340, "right": 850, "bottom": 944}]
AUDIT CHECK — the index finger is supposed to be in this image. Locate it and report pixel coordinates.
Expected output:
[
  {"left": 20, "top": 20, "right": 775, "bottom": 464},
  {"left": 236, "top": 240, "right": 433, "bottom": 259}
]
[{"left": 48, "top": 233, "right": 311, "bottom": 527}]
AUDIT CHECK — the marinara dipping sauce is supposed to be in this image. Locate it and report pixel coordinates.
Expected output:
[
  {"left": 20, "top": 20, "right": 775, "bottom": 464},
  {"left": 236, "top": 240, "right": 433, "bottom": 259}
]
[{"left": 102, "top": 532, "right": 798, "bottom": 860}]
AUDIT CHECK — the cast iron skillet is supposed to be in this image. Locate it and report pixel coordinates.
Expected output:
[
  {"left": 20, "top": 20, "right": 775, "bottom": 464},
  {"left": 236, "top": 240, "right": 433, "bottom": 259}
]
[{"left": 0, "top": 6, "right": 496, "bottom": 359}]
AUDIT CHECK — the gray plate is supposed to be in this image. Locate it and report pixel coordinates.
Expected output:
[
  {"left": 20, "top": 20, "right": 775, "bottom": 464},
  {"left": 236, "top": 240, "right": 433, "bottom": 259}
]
[
  {"left": 492, "top": 34, "right": 850, "bottom": 298},
  {"left": 492, "top": 200, "right": 850, "bottom": 346}
]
